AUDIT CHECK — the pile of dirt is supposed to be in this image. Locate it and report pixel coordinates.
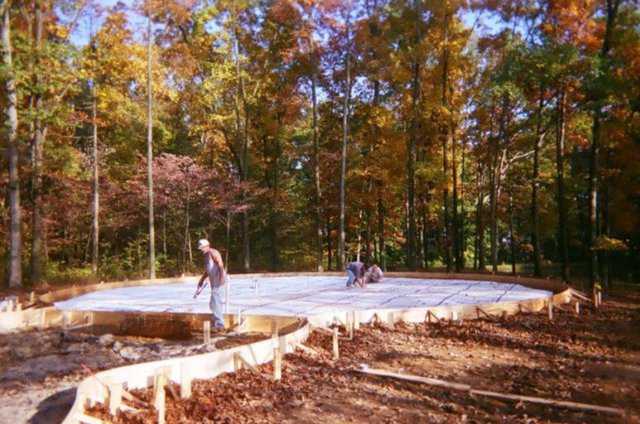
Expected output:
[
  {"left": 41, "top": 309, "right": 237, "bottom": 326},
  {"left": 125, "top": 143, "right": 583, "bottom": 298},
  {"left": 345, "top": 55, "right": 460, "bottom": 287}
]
[{"left": 87, "top": 291, "right": 640, "bottom": 423}]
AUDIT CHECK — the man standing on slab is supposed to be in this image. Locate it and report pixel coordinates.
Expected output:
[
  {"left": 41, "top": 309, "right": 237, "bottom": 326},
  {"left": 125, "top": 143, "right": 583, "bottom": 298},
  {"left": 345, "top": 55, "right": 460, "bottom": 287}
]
[{"left": 194, "top": 239, "right": 227, "bottom": 330}]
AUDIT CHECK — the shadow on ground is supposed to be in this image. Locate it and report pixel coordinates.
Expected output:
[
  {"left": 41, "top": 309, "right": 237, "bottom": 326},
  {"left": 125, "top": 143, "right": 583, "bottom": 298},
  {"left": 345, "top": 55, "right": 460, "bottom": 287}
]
[{"left": 28, "top": 387, "right": 76, "bottom": 424}]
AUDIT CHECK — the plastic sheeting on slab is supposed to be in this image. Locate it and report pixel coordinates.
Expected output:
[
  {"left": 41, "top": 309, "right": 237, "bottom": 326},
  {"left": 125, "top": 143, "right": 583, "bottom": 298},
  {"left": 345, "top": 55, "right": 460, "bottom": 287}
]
[{"left": 54, "top": 276, "right": 551, "bottom": 317}]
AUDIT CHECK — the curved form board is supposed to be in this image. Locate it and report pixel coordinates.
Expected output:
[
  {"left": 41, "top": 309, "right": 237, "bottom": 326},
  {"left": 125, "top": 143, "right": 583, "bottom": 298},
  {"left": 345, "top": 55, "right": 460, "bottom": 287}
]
[{"left": 0, "top": 273, "right": 574, "bottom": 423}]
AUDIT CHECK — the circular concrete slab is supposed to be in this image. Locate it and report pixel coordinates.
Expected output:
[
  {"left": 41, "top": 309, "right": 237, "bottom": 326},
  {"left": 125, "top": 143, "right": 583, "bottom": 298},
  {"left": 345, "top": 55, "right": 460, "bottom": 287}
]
[{"left": 55, "top": 276, "right": 551, "bottom": 317}]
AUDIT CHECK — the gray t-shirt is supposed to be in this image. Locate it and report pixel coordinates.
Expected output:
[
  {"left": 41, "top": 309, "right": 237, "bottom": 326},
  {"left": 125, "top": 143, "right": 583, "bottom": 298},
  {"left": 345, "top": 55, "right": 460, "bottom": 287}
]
[
  {"left": 204, "top": 249, "right": 225, "bottom": 287},
  {"left": 346, "top": 261, "right": 365, "bottom": 278}
]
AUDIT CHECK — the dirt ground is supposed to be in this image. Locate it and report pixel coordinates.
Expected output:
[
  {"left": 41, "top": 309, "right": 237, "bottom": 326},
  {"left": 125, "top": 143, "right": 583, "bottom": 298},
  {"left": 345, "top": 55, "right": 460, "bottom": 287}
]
[
  {"left": 0, "top": 325, "right": 264, "bottom": 423},
  {"left": 87, "top": 290, "right": 640, "bottom": 423}
]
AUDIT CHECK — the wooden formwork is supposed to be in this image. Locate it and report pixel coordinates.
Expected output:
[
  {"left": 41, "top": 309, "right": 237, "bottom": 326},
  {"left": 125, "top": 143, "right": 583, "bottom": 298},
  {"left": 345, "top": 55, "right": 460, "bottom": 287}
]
[{"left": 0, "top": 272, "right": 578, "bottom": 423}]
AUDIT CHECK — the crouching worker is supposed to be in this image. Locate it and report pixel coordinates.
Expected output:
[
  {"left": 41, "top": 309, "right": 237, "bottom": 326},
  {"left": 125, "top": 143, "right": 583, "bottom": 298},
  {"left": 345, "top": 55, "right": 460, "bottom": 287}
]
[
  {"left": 194, "top": 239, "right": 227, "bottom": 330},
  {"left": 345, "top": 261, "right": 366, "bottom": 288},
  {"left": 364, "top": 264, "right": 384, "bottom": 285}
]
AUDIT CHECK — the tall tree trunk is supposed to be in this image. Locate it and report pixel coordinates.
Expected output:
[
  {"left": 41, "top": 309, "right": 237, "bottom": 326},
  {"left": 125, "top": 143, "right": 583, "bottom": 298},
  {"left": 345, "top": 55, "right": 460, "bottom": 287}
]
[
  {"left": 441, "top": 7, "right": 452, "bottom": 272},
  {"left": 338, "top": 17, "right": 351, "bottom": 270},
  {"left": 589, "top": 0, "right": 619, "bottom": 290},
  {"left": 326, "top": 217, "right": 333, "bottom": 271},
  {"left": 475, "top": 187, "right": 483, "bottom": 270},
  {"left": 184, "top": 182, "right": 191, "bottom": 268},
  {"left": 146, "top": 14, "right": 156, "bottom": 279},
  {"left": 600, "top": 171, "right": 611, "bottom": 291},
  {"left": 531, "top": 89, "right": 544, "bottom": 277},
  {"left": 91, "top": 82, "right": 99, "bottom": 277},
  {"left": 2, "top": 3, "right": 21, "bottom": 288},
  {"left": 270, "top": 134, "right": 281, "bottom": 271},
  {"left": 509, "top": 190, "right": 516, "bottom": 275},
  {"left": 311, "top": 72, "right": 323, "bottom": 271},
  {"left": 225, "top": 211, "right": 231, "bottom": 269},
  {"left": 234, "top": 29, "right": 251, "bottom": 272},
  {"left": 459, "top": 137, "right": 466, "bottom": 269},
  {"left": 452, "top": 131, "right": 460, "bottom": 272},
  {"left": 555, "top": 87, "right": 569, "bottom": 281},
  {"left": 407, "top": 56, "right": 419, "bottom": 270},
  {"left": 30, "top": 0, "right": 44, "bottom": 285},
  {"left": 162, "top": 209, "right": 167, "bottom": 257},
  {"left": 422, "top": 196, "right": 429, "bottom": 269},
  {"left": 377, "top": 190, "right": 385, "bottom": 270},
  {"left": 489, "top": 156, "right": 498, "bottom": 274}
]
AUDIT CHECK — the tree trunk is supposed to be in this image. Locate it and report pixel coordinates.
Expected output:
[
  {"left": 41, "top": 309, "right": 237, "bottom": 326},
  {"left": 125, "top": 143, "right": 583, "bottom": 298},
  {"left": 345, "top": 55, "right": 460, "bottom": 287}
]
[
  {"left": 407, "top": 59, "right": 419, "bottom": 270},
  {"left": 326, "top": 217, "right": 333, "bottom": 271},
  {"left": 2, "top": 4, "right": 21, "bottom": 288},
  {"left": 377, "top": 189, "right": 385, "bottom": 270},
  {"left": 441, "top": 7, "right": 452, "bottom": 272},
  {"left": 338, "top": 17, "right": 351, "bottom": 270},
  {"left": 588, "top": 0, "right": 620, "bottom": 290},
  {"left": 475, "top": 188, "right": 483, "bottom": 270},
  {"left": 531, "top": 89, "right": 544, "bottom": 277},
  {"left": 184, "top": 182, "right": 191, "bottom": 268},
  {"left": 91, "top": 82, "right": 99, "bottom": 277},
  {"left": 509, "top": 190, "right": 516, "bottom": 275},
  {"left": 146, "top": 14, "right": 156, "bottom": 279},
  {"left": 422, "top": 197, "right": 429, "bottom": 269},
  {"left": 311, "top": 72, "right": 323, "bottom": 271},
  {"left": 162, "top": 209, "right": 167, "bottom": 257},
  {"left": 234, "top": 29, "right": 251, "bottom": 273},
  {"left": 452, "top": 131, "right": 460, "bottom": 272},
  {"left": 459, "top": 138, "right": 466, "bottom": 269},
  {"left": 225, "top": 210, "right": 231, "bottom": 270},
  {"left": 555, "top": 88, "right": 569, "bottom": 281},
  {"left": 29, "top": 0, "right": 45, "bottom": 285}
]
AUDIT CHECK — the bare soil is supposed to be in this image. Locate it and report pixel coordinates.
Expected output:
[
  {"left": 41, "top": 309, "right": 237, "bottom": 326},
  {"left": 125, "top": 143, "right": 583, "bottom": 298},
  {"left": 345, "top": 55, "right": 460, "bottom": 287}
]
[
  {"left": 87, "top": 290, "right": 640, "bottom": 423},
  {"left": 0, "top": 326, "right": 259, "bottom": 423}
]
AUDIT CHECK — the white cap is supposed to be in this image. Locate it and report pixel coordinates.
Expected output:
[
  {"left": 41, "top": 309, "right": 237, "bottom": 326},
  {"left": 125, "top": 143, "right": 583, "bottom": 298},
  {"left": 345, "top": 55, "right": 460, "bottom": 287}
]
[{"left": 197, "top": 239, "right": 210, "bottom": 250}]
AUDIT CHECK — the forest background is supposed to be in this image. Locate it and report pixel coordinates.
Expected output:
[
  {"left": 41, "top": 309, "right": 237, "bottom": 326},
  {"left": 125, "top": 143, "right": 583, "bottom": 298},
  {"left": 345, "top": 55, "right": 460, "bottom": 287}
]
[{"left": 1, "top": 0, "right": 638, "bottom": 291}]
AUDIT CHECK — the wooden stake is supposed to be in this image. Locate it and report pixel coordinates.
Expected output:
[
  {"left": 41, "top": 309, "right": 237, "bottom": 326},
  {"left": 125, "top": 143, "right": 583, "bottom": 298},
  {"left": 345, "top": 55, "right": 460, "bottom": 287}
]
[
  {"left": 332, "top": 327, "right": 339, "bottom": 360},
  {"left": 597, "top": 291, "right": 602, "bottom": 306},
  {"left": 547, "top": 301, "right": 553, "bottom": 321},
  {"left": 273, "top": 347, "right": 282, "bottom": 381},
  {"left": 29, "top": 291, "right": 35, "bottom": 303},
  {"left": 203, "top": 321, "right": 211, "bottom": 345},
  {"left": 180, "top": 363, "right": 191, "bottom": 399},
  {"left": 108, "top": 383, "right": 123, "bottom": 416},
  {"left": 348, "top": 313, "right": 354, "bottom": 340},
  {"left": 574, "top": 301, "right": 580, "bottom": 315},
  {"left": 153, "top": 374, "right": 167, "bottom": 424}
]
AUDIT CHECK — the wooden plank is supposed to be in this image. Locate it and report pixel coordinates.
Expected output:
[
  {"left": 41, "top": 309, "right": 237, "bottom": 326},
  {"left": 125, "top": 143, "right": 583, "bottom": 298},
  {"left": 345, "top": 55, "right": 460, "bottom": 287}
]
[
  {"left": 75, "top": 413, "right": 106, "bottom": 424},
  {"left": 355, "top": 365, "right": 471, "bottom": 391},
  {"left": 356, "top": 365, "right": 624, "bottom": 416},
  {"left": 470, "top": 389, "right": 624, "bottom": 416}
]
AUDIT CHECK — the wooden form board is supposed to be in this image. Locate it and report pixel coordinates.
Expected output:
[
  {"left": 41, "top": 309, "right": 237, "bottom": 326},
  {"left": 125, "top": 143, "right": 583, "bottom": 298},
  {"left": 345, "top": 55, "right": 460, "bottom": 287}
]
[{"left": 64, "top": 319, "right": 310, "bottom": 424}]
